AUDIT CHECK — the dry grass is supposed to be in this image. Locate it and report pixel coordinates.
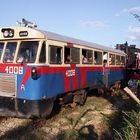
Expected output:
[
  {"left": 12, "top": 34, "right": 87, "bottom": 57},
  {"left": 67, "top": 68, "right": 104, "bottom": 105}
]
[{"left": 0, "top": 95, "right": 119, "bottom": 140}]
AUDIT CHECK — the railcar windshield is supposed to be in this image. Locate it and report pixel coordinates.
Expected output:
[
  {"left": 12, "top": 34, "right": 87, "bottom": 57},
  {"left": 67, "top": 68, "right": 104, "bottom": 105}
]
[
  {"left": 17, "top": 41, "right": 39, "bottom": 63},
  {"left": 0, "top": 42, "right": 4, "bottom": 59},
  {"left": 4, "top": 42, "right": 17, "bottom": 63}
]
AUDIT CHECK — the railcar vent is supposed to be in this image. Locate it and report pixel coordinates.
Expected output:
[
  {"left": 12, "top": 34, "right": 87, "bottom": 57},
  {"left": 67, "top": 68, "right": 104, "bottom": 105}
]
[{"left": 0, "top": 74, "right": 16, "bottom": 97}]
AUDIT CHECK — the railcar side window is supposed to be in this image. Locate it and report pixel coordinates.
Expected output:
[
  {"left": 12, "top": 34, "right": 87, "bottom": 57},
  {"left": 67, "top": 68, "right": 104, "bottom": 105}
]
[
  {"left": 17, "top": 41, "right": 39, "bottom": 63},
  {"left": 109, "top": 54, "right": 115, "bottom": 65},
  {"left": 94, "top": 51, "right": 102, "bottom": 65},
  {"left": 49, "top": 45, "right": 62, "bottom": 64},
  {"left": 65, "top": 47, "right": 71, "bottom": 63},
  {"left": 4, "top": 42, "right": 17, "bottom": 63},
  {"left": 103, "top": 52, "right": 108, "bottom": 61},
  {"left": 116, "top": 55, "right": 121, "bottom": 65},
  {"left": 121, "top": 56, "right": 125, "bottom": 65},
  {"left": 0, "top": 43, "right": 4, "bottom": 60},
  {"left": 82, "top": 49, "right": 93, "bottom": 64},
  {"left": 65, "top": 47, "right": 80, "bottom": 64},
  {"left": 71, "top": 47, "right": 80, "bottom": 64},
  {"left": 39, "top": 42, "right": 46, "bottom": 63}
]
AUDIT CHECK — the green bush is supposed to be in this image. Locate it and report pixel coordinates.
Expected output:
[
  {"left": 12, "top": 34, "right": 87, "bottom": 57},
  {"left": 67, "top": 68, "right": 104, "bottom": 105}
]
[{"left": 114, "top": 104, "right": 140, "bottom": 140}]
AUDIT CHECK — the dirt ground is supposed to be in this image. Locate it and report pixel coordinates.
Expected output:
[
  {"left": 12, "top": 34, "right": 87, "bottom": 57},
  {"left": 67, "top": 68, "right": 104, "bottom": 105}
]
[
  {"left": 0, "top": 86, "right": 137, "bottom": 140},
  {"left": 0, "top": 94, "right": 125, "bottom": 140}
]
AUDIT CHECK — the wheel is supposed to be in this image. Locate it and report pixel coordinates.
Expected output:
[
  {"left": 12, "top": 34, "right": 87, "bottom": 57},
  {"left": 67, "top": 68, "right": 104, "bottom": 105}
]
[
  {"left": 79, "top": 90, "right": 87, "bottom": 105},
  {"left": 73, "top": 90, "right": 87, "bottom": 106},
  {"left": 40, "top": 98, "right": 54, "bottom": 118}
]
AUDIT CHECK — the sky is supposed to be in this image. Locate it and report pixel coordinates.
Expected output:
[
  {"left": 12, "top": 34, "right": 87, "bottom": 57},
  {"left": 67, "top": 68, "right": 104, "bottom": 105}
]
[{"left": 0, "top": 0, "right": 140, "bottom": 48}]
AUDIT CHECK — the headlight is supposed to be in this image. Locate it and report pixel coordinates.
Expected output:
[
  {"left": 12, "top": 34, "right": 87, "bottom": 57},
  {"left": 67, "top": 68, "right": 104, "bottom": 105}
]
[
  {"left": 31, "top": 67, "right": 38, "bottom": 80},
  {"left": 3, "top": 30, "right": 9, "bottom": 37},
  {"left": 1, "top": 28, "right": 14, "bottom": 38}
]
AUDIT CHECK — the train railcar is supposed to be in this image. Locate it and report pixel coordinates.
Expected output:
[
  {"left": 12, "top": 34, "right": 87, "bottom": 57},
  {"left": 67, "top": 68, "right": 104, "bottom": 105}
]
[
  {"left": 116, "top": 42, "right": 140, "bottom": 81},
  {"left": 0, "top": 23, "right": 126, "bottom": 118}
]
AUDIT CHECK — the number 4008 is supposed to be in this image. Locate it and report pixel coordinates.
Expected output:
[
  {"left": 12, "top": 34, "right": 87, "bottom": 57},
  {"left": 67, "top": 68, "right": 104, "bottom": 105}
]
[{"left": 5, "top": 66, "right": 23, "bottom": 74}]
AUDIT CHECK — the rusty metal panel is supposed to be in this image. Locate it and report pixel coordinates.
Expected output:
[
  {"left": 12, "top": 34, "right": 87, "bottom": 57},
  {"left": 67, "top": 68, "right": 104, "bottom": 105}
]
[{"left": 0, "top": 74, "right": 16, "bottom": 97}]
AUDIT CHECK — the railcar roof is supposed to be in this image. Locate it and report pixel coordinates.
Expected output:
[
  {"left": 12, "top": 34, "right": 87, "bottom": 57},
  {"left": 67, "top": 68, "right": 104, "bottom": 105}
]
[{"left": 40, "top": 30, "right": 125, "bottom": 55}]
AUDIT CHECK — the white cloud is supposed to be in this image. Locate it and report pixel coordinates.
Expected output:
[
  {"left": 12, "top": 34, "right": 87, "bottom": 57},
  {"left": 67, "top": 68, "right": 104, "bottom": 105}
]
[
  {"left": 128, "top": 35, "right": 137, "bottom": 40},
  {"left": 128, "top": 26, "right": 140, "bottom": 41},
  {"left": 128, "top": 26, "right": 140, "bottom": 33},
  {"left": 128, "top": 34, "right": 140, "bottom": 41},
  {"left": 79, "top": 20, "right": 106, "bottom": 29},
  {"left": 129, "top": 7, "right": 140, "bottom": 13},
  {"left": 115, "top": 6, "right": 140, "bottom": 17}
]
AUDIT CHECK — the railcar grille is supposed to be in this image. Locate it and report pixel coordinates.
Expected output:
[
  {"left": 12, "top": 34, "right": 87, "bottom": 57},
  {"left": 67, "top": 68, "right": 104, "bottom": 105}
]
[{"left": 0, "top": 74, "right": 16, "bottom": 97}]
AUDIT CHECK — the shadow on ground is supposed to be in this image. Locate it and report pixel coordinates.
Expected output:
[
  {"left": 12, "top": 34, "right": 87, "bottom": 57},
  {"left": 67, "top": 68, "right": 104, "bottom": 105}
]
[{"left": 0, "top": 121, "right": 39, "bottom": 140}]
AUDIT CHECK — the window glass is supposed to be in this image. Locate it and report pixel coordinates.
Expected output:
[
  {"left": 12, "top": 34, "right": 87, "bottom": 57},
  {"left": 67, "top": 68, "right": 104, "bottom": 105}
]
[
  {"left": 71, "top": 47, "right": 80, "bottom": 64},
  {"left": 4, "top": 42, "right": 17, "bottom": 63},
  {"left": 121, "top": 56, "right": 125, "bottom": 65},
  {"left": 103, "top": 52, "right": 108, "bottom": 61},
  {"left": 39, "top": 42, "right": 46, "bottom": 63},
  {"left": 116, "top": 55, "right": 121, "bottom": 65},
  {"left": 82, "top": 49, "right": 93, "bottom": 64},
  {"left": 17, "top": 41, "right": 38, "bottom": 63},
  {"left": 109, "top": 53, "right": 115, "bottom": 65},
  {"left": 94, "top": 51, "right": 102, "bottom": 65},
  {"left": 64, "top": 47, "right": 80, "bottom": 64},
  {"left": 49, "top": 45, "right": 62, "bottom": 64},
  {"left": 65, "top": 47, "right": 71, "bottom": 63},
  {"left": 0, "top": 42, "right": 4, "bottom": 59}
]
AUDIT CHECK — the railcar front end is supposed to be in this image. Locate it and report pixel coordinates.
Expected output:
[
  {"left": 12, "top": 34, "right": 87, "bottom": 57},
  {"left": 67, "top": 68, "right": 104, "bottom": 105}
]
[{"left": 0, "top": 27, "right": 54, "bottom": 118}]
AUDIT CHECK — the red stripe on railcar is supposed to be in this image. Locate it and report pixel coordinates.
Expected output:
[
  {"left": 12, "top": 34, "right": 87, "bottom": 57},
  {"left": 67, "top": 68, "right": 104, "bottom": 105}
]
[
  {"left": 80, "top": 68, "right": 86, "bottom": 88},
  {"left": 18, "top": 67, "right": 32, "bottom": 95},
  {"left": 70, "top": 64, "right": 79, "bottom": 89},
  {"left": 67, "top": 43, "right": 73, "bottom": 47},
  {"left": 63, "top": 67, "right": 71, "bottom": 92}
]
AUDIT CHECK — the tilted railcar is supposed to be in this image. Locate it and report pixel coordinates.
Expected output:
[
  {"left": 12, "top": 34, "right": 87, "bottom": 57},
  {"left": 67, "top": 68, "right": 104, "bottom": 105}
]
[{"left": 0, "top": 25, "right": 126, "bottom": 118}]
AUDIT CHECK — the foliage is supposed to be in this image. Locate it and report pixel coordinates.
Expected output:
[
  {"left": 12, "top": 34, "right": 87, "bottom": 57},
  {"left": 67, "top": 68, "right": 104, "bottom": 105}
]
[
  {"left": 57, "top": 107, "right": 98, "bottom": 140},
  {"left": 113, "top": 103, "right": 140, "bottom": 140}
]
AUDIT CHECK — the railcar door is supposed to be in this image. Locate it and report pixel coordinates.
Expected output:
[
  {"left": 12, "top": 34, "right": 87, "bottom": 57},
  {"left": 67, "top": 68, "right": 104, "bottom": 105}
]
[{"left": 103, "top": 52, "right": 109, "bottom": 88}]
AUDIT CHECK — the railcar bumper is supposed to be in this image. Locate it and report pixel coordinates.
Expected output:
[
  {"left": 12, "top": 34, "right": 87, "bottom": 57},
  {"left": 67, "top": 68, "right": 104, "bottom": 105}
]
[{"left": 0, "top": 96, "right": 53, "bottom": 118}]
